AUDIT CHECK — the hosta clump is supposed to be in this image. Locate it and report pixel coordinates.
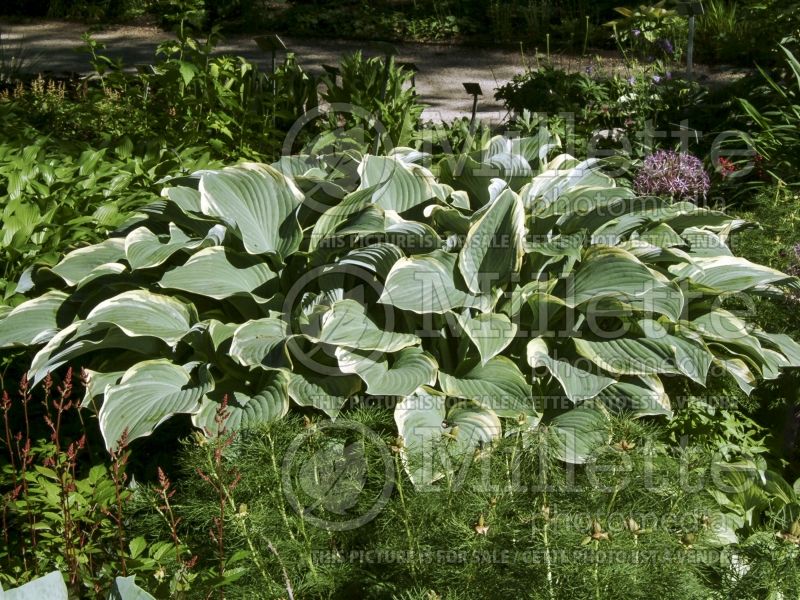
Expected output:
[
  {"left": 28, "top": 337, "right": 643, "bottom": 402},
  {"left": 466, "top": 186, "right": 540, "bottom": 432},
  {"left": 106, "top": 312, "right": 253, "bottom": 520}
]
[
  {"left": 634, "top": 150, "right": 710, "bottom": 202},
  {"left": 1, "top": 135, "right": 799, "bottom": 484}
]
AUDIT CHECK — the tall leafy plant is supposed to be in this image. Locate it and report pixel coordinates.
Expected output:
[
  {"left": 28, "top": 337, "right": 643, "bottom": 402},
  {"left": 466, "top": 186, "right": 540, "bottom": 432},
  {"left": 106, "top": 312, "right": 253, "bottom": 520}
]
[{"left": 1, "top": 137, "right": 799, "bottom": 481}]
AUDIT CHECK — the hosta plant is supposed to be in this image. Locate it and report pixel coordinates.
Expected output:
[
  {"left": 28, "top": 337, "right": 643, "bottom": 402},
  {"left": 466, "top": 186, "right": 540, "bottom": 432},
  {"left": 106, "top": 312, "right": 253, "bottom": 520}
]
[{"left": 1, "top": 136, "right": 799, "bottom": 486}]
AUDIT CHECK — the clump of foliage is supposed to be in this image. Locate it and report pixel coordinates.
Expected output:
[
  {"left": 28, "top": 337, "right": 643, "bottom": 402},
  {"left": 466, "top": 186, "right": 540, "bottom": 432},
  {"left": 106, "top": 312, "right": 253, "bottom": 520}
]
[
  {"left": 1, "top": 132, "right": 799, "bottom": 485},
  {"left": 633, "top": 150, "right": 710, "bottom": 201}
]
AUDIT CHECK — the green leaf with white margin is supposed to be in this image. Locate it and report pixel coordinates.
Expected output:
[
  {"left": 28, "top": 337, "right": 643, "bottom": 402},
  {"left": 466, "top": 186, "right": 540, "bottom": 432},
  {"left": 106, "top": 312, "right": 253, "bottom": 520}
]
[
  {"left": 458, "top": 188, "right": 525, "bottom": 294},
  {"left": 159, "top": 247, "right": 276, "bottom": 300},
  {"left": 192, "top": 369, "right": 289, "bottom": 436},
  {"left": 125, "top": 223, "right": 226, "bottom": 271},
  {"left": 358, "top": 154, "right": 438, "bottom": 213},
  {"left": 229, "top": 318, "right": 288, "bottom": 366},
  {"left": 316, "top": 299, "right": 419, "bottom": 352},
  {"left": 336, "top": 346, "right": 437, "bottom": 396},
  {"left": 81, "top": 368, "right": 125, "bottom": 408},
  {"left": 670, "top": 255, "right": 797, "bottom": 293},
  {"left": 199, "top": 163, "right": 303, "bottom": 260},
  {"left": 547, "top": 400, "right": 611, "bottom": 464},
  {"left": 0, "top": 291, "right": 69, "bottom": 348},
  {"left": 2, "top": 570, "right": 69, "bottom": 599},
  {"left": 527, "top": 337, "right": 615, "bottom": 404},
  {"left": 330, "top": 243, "right": 404, "bottom": 280},
  {"left": 439, "top": 356, "right": 538, "bottom": 420},
  {"left": 109, "top": 575, "right": 157, "bottom": 600},
  {"left": 288, "top": 369, "right": 361, "bottom": 419},
  {"left": 51, "top": 238, "right": 125, "bottom": 286},
  {"left": 394, "top": 387, "right": 501, "bottom": 486},
  {"left": 379, "top": 250, "right": 492, "bottom": 314},
  {"left": 571, "top": 246, "right": 684, "bottom": 321},
  {"left": 717, "top": 357, "right": 757, "bottom": 395},
  {"left": 597, "top": 375, "right": 672, "bottom": 418},
  {"left": 85, "top": 290, "right": 193, "bottom": 347},
  {"left": 459, "top": 312, "right": 517, "bottom": 365},
  {"left": 100, "top": 360, "right": 213, "bottom": 450},
  {"left": 309, "top": 186, "right": 375, "bottom": 252}
]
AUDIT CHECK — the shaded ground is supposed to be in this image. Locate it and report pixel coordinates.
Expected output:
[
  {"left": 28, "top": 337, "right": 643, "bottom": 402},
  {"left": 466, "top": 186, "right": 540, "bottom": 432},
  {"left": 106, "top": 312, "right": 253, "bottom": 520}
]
[{"left": 0, "top": 19, "right": 751, "bottom": 123}]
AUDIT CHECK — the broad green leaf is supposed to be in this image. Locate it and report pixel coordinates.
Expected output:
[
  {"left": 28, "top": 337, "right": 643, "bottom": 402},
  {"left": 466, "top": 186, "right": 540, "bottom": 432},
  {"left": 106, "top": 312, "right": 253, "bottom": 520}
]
[
  {"left": 459, "top": 312, "right": 517, "bottom": 365},
  {"left": 288, "top": 369, "right": 361, "bottom": 419},
  {"left": 109, "top": 575, "right": 157, "bottom": 600},
  {"left": 100, "top": 360, "right": 213, "bottom": 450},
  {"left": 193, "top": 369, "right": 290, "bottom": 435},
  {"left": 547, "top": 401, "right": 610, "bottom": 464},
  {"left": 0, "top": 291, "right": 69, "bottom": 348},
  {"left": 229, "top": 318, "right": 288, "bottom": 366},
  {"left": 380, "top": 250, "right": 491, "bottom": 314},
  {"left": 51, "top": 238, "right": 126, "bottom": 286},
  {"left": 82, "top": 368, "right": 125, "bottom": 408},
  {"left": 316, "top": 299, "right": 419, "bottom": 352},
  {"left": 458, "top": 188, "right": 525, "bottom": 294},
  {"left": 2, "top": 570, "right": 69, "bottom": 599},
  {"left": 336, "top": 346, "right": 437, "bottom": 396},
  {"left": 199, "top": 164, "right": 303, "bottom": 259},
  {"left": 527, "top": 338, "right": 615, "bottom": 404},
  {"left": 159, "top": 247, "right": 276, "bottom": 300},
  {"left": 439, "top": 356, "right": 538, "bottom": 419},
  {"left": 358, "top": 154, "right": 437, "bottom": 213},
  {"left": 670, "top": 256, "right": 797, "bottom": 293},
  {"left": 85, "top": 290, "right": 193, "bottom": 346},
  {"left": 597, "top": 376, "right": 672, "bottom": 418}
]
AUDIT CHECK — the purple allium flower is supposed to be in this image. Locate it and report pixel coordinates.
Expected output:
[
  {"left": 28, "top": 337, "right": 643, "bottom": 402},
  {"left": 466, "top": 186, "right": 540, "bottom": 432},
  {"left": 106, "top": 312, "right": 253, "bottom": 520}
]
[
  {"left": 633, "top": 150, "right": 710, "bottom": 202},
  {"left": 658, "top": 38, "right": 674, "bottom": 54}
]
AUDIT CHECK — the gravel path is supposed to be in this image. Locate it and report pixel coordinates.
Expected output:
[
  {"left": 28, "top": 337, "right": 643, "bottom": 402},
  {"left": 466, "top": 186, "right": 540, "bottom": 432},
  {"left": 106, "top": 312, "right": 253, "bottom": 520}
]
[{"left": 0, "top": 19, "right": 749, "bottom": 124}]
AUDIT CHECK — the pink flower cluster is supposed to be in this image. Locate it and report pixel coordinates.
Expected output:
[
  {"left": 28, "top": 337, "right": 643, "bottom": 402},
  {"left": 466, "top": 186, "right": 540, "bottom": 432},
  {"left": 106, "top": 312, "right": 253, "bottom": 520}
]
[{"left": 633, "top": 150, "right": 710, "bottom": 202}]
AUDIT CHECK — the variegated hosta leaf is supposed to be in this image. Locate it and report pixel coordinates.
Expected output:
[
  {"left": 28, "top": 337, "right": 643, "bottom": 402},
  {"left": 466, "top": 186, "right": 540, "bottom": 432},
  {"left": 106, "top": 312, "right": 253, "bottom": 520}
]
[
  {"left": 309, "top": 186, "right": 376, "bottom": 252},
  {"left": 85, "top": 290, "right": 194, "bottom": 347},
  {"left": 229, "top": 318, "right": 289, "bottom": 366},
  {"left": 458, "top": 312, "right": 517, "bottom": 365},
  {"left": 547, "top": 400, "right": 611, "bottom": 464},
  {"left": 597, "top": 376, "right": 672, "bottom": 418},
  {"left": 315, "top": 299, "right": 419, "bottom": 352},
  {"left": 358, "top": 154, "right": 439, "bottom": 213},
  {"left": 51, "top": 238, "right": 126, "bottom": 287},
  {"left": 670, "top": 255, "right": 799, "bottom": 293},
  {"left": 159, "top": 247, "right": 277, "bottom": 300},
  {"left": 288, "top": 369, "right": 361, "bottom": 419},
  {"left": 527, "top": 337, "right": 615, "bottom": 404},
  {"left": 379, "top": 250, "right": 491, "bottom": 314},
  {"left": 458, "top": 188, "right": 525, "bottom": 294},
  {"left": 100, "top": 360, "right": 213, "bottom": 450},
  {"left": 438, "top": 356, "right": 539, "bottom": 420},
  {"left": 336, "top": 346, "right": 437, "bottom": 396},
  {"left": 82, "top": 368, "right": 125, "bottom": 408},
  {"left": 199, "top": 163, "right": 303, "bottom": 259},
  {"left": 192, "top": 369, "right": 290, "bottom": 436},
  {"left": 570, "top": 245, "right": 684, "bottom": 321},
  {"left": 394, "top": 387, "right": 501, "bottom": 485},
  {"left": 125, "top": 222, "right": 225, "bottom": 271},
  {"left": 0, "top": 291, "right": 69, "bottom": 348}
]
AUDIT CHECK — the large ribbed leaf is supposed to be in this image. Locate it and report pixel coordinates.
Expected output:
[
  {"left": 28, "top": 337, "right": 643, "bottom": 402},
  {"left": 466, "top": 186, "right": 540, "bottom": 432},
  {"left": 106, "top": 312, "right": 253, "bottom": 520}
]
[
  {"left": 547, "top": 401, "right": 610, "bottom": 464},
  {"left": 51, "top": 238, "right": 125, "bottom": 286},
  {"left": 199, "top": 163, "right": 303, "bottom": 259},
  {"left": 0, "top": 291, "right": 69, "bottom": 348},
  {"left": 316, "top": 299, "right": 419, "bottom": 352},
  {"left": 158, "top": 247, "right": 276, "bottom": 300},
  {"left": 336, "top": 346, "right": 437, "bottom": 396},
  {"left": 125, "top": 223, "right": 225, "bottom": 271},
  {"left": 527, "top": 338, "right": 615, "bottom": 404},
  {"left": 597, "top": 376, "right": 672, "bottom": 418},
  {"left": 229, "top": 318, "right": 289, "bottom": 366},
  {"left": 100, "top": 360, "right": 212, "bottom": 450},
  {"left": 288, "top": 369, "right": 361, "bottom": 419},
  {"left": 379, "top": 250, "right": 491, "bottom": 314},
  {"left": 192, "top": 369, "right": 289, "bottom": 435},
  {"left": 395, "top": 387, "right": 501, "bottom": 485},
  {"left": 458, "top": 188, "right": 525, "bottom": 294},
  {"left": 459, "top": 312, "right": 517, "bottom": 365},
  {"left": 358, "top": 155, "right": 437, "bottom": 213},
  {"left": 85, "top": 290, "right": 193, "bottom": 346},
  {"left": 670, "top": 256, "right": 797, "bottom": 292},
  {"left": 571, "top": 246, "right": 684, "bottom": 321},
  {"left": 439, "top": 356, "right": 538, "bottom": 420},
  {"left": 309, "top": 186, "right": 375, "bottom": 252},
  {"left": 330, "top": 243, "right": 404, "bottom": 279}
]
